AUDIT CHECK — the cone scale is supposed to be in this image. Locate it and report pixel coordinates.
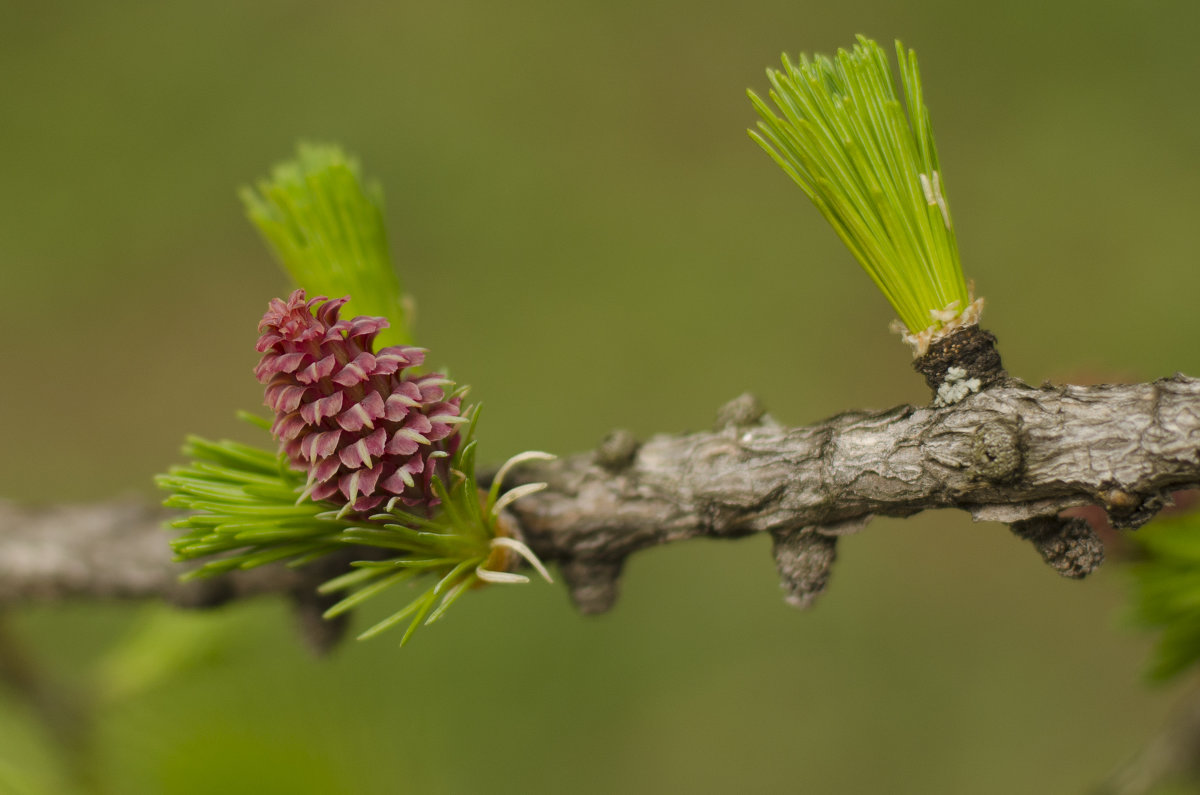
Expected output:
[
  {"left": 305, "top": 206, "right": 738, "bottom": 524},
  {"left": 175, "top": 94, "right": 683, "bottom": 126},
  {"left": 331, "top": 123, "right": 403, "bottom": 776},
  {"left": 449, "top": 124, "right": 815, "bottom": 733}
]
[{"left": 255, "top": 290, "right": 461, "bottom": 513}]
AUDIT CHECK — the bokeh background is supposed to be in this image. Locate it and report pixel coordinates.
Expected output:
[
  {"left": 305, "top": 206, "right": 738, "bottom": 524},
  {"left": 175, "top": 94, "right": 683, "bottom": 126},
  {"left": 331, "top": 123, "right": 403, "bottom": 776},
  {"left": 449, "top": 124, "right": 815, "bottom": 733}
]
[{"left": 3, "top": 1, "right": 1200, "bottom": 793}]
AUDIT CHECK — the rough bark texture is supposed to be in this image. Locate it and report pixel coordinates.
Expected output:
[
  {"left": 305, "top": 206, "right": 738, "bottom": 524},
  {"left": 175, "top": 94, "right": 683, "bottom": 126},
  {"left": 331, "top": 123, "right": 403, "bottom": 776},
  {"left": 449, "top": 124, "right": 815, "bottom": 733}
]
[
  {"left": 3, "top": 372, "right": 1200, "bottom": 619},
  {"left": 508, "top": 373, "right": 1200, "bottom": 611},
  {"left": 0, "top": 500, "right": 351, "bottom": 653}
]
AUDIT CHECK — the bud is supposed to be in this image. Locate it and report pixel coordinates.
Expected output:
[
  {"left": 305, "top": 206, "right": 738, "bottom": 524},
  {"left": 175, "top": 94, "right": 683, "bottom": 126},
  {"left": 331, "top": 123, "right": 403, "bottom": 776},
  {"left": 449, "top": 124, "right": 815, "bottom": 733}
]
[{"left": 255, "top": 290, "right": 461, "bottom": 512}]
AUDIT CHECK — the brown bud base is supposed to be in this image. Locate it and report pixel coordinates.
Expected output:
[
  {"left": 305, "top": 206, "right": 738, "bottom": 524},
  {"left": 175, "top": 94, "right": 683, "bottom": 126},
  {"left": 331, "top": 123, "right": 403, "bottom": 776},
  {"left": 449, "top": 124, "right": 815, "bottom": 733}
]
[
  {"left": 912, "top": 324, "right": 1005, "bottom": 393},
  {"left": 1009, "top": 515, "right": 1105, "bottom": 579}
]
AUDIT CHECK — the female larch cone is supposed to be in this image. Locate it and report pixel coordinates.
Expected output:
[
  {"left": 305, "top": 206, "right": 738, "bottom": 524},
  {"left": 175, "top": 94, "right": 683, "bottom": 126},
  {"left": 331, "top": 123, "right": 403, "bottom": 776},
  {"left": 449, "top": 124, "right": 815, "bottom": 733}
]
[{"left": 255, "top": 290, "right": 461, "bottom": 513}]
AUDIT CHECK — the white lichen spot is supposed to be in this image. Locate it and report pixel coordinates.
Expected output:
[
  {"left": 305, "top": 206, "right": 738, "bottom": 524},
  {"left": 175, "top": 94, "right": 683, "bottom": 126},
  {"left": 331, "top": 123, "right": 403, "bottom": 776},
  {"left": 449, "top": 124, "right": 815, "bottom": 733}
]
[{"left": 933, "top": 366, "right": 981, "bottom": 407}]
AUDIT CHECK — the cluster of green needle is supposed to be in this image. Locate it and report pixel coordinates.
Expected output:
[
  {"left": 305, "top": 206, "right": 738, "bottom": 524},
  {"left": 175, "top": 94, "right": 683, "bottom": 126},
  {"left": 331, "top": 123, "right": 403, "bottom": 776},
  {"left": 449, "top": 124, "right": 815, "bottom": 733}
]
[
  {"left": 159, "top": 146, "right": 532, "bottom": 646},
  {"left": 749, "top": 35, "right": 969, "bottom": 335},
  {"left": 158, "top": 414, "right": 349, "bottom": 577},
  {"left": 1130, "top": 513, "right": 1200, "bottom": 680},
  {"left": 241, "top": 144, "right": 412, "bottom": 348},
  {"left": 159, "top": 409, "right": 503, "bottom": 647}
]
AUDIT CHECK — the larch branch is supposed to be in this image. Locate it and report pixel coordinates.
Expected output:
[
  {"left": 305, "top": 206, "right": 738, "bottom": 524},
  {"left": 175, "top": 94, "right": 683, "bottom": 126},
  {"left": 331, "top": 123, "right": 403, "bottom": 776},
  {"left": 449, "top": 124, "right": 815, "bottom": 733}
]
[{"left": 3, "top": 374, "right": 1199, "bottom": 619}]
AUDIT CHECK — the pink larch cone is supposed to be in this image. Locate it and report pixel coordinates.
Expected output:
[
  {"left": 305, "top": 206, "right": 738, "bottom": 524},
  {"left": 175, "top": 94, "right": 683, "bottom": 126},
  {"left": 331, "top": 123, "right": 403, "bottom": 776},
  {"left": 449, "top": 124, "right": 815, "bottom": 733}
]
[{"left": 255, "top": 290, "right": 461, "bottom": 513}]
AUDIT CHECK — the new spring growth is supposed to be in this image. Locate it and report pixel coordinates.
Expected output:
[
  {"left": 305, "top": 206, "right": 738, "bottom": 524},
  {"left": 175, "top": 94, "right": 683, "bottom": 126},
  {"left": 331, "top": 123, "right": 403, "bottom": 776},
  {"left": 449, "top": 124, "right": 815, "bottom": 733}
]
[
  {"left": 749, "top": 35, "right": 983, "bottom": 354},
  {"left": 159, "top": 294, "right": 555, "bottom": 646},
  {"left": 159, "top": 144, "right": 554, "bottom": 646},
  {"left": 241, "top": 144, "right": 413, "bottom": 348},
  {"left": 256, "top": 289, "right": 462, "bottom": 514}
]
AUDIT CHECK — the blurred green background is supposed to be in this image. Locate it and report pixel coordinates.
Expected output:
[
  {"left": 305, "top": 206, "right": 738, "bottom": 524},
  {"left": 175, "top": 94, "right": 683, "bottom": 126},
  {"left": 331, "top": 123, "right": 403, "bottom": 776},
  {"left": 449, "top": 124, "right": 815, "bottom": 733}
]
[{"left": 2, "top": 1, "right": 1200, "bottom": 792}]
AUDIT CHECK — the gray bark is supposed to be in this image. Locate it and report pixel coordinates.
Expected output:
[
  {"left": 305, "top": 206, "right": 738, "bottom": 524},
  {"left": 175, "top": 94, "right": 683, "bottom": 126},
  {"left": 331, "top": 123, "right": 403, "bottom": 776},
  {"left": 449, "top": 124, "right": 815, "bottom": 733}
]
[
  {"left": 3, "top": 375, "right": 1200, "bottom": 617},
  {"left": 509, "top": 375, "right": 1198, "bottom": 611},
  {"left": 0, "top": 500, "right": 351, "bottom": 653}
]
